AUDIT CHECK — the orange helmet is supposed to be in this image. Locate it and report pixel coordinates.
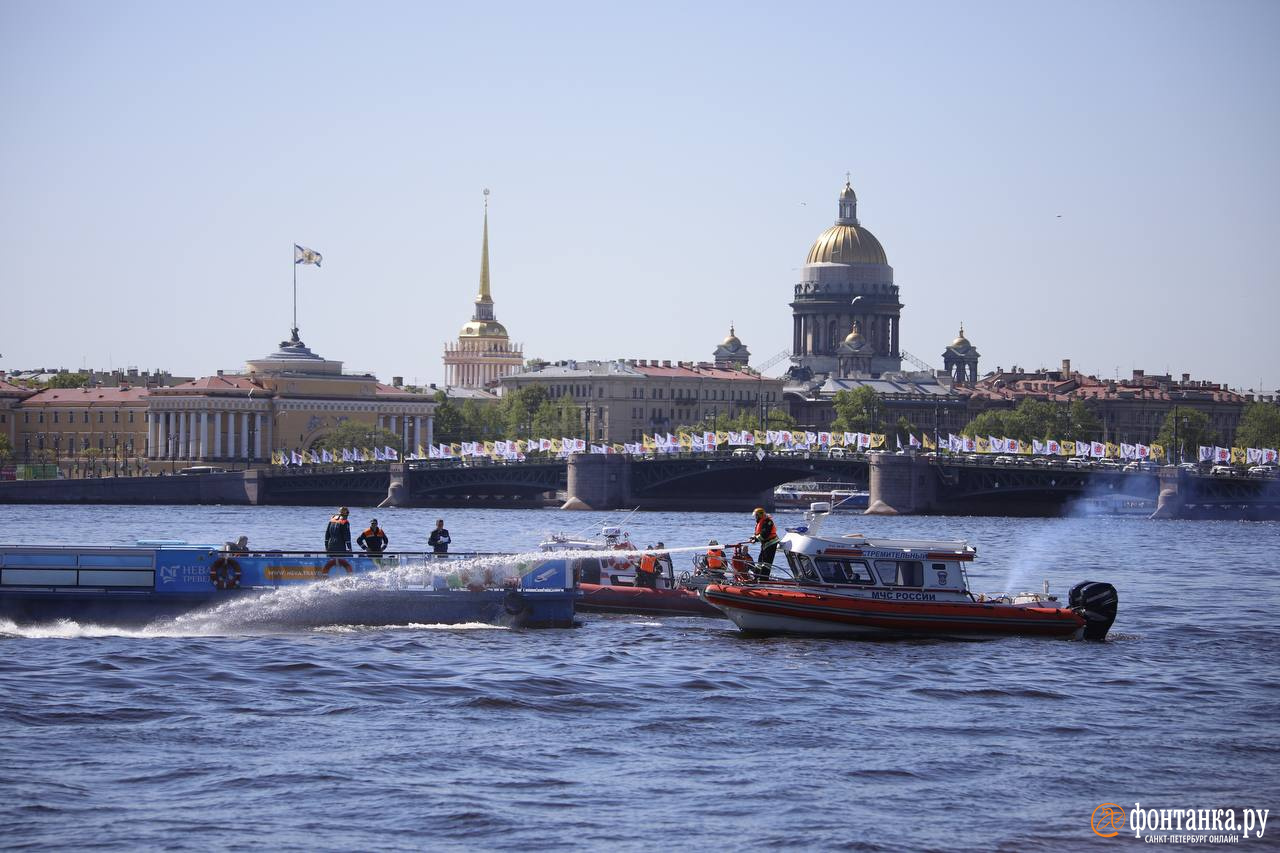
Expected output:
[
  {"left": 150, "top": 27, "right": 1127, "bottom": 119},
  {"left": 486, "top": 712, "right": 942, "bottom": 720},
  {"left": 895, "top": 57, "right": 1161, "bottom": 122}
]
[{"left": 753, "top": 507, "right": 765, "bottom": 517}]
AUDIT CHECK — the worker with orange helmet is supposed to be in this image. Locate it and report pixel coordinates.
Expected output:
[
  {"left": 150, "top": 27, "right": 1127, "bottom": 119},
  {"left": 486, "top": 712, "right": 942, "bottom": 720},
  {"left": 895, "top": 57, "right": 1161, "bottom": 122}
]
[{"left": 749, "top": 507, "right": 779, "bottom": 580}]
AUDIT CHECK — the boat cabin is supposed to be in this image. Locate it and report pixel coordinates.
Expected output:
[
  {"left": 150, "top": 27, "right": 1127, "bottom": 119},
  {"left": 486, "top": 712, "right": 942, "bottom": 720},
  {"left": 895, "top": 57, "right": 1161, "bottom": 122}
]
[{"left": 780, "top": 534, "right": 976, "bottom": 601}]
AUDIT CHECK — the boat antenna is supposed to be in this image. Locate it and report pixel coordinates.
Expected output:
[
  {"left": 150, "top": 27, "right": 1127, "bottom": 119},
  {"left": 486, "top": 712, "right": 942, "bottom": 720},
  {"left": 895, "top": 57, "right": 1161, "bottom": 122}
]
[{"left": 566, "top": 506, "right": 641, "bottom": 540}]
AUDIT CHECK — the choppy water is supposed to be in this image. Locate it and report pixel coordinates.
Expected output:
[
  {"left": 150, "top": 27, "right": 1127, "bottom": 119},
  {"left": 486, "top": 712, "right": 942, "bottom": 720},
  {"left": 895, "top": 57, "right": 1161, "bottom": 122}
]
[{"left": 1, "top": 504, "right": 1277, "bottom": 851}]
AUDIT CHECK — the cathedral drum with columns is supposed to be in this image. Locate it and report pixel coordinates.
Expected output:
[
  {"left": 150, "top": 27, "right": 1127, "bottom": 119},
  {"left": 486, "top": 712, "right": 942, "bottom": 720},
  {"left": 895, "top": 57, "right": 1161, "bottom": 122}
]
[{"left": 788, "top": 179, "right": 903, "bottom": 381}]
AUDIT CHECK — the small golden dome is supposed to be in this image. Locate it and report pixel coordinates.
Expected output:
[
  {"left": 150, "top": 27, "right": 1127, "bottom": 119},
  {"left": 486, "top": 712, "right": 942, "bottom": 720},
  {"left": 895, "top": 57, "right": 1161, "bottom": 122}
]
[
  {"left": 951, "top": 324, "right": 971, "bottom": 349},
  {"left": 843, "top": 322, "right": 864, "bottom": 345},
  {"left": 460, "top": 320, "right": 509, "bottom": 338},
  {"left": 721, "top": 324, "right": 742, "bottom": 348},
  {"left": 840, "top": 180, "right": 857, "bottom": 202},
  {"left": 806, "top": 224, "right": 887, "bottom": 266}
]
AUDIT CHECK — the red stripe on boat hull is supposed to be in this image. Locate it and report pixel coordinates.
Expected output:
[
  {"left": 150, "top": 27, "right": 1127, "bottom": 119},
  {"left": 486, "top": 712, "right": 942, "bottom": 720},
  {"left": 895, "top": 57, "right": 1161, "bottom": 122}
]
[{"left": 702, "top": 585, "right": 1084, "bottom": 638}]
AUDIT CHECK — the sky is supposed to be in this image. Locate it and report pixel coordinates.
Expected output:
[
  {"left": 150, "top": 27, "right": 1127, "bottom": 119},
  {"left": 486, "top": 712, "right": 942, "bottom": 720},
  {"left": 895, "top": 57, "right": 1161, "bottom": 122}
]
[{"left": 1, "top": 0, "right": 1277, "bottom": 393}]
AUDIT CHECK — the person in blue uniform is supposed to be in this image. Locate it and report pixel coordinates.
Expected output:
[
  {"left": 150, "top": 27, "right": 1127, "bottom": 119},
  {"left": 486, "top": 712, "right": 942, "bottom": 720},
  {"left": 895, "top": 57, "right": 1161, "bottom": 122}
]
[{"left": 325, "top": 507, "right": 352, "bottom": 555}]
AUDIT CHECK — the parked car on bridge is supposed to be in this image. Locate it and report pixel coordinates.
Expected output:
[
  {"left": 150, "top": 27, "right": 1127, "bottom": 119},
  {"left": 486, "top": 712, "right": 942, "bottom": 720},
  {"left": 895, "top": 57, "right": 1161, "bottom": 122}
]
[
  {"left": 1247, "top": 465, "right": 1276, "bottom": 478},
  {"left": 1123, "top": 461, "right": 1159, "bottom": 472},
  {"left": 1210, "top": 465, "right": 1236, "bottom": 477},
  {"left": 1066, "top": 457, "right": 1094, "bottom": 469}
]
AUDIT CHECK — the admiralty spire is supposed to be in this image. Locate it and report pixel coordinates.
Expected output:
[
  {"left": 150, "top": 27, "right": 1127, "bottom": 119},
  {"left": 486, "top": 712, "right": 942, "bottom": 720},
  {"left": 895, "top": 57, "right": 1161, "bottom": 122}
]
[{"left": 443, "top": 189, "right": 524, "bottom": 389}]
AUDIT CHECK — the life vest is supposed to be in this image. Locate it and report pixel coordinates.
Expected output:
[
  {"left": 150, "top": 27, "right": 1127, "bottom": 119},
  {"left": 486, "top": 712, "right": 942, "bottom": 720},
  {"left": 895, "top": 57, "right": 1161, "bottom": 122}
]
[
  {"left": 638, "top": 553, "right": 658, "bottom": 574},
  {"left": 754, "top": 514, "right": 778, "bottom": 546},
  {"left": 706, "top": 549, "right": 726, "bottom": 570}
]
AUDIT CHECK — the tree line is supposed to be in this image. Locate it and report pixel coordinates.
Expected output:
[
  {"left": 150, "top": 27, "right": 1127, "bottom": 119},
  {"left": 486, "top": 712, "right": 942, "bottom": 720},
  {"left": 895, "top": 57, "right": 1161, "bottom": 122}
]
[{"left": 829, "top": 387, "right": 1280, "bottom": 450}]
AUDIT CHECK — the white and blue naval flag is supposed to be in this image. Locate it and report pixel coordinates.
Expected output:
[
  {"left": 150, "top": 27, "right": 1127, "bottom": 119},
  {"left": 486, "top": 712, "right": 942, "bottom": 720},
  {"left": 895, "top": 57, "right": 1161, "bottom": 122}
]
[{"left": 294, "top": 244, "right": 323, "bottom": 267}]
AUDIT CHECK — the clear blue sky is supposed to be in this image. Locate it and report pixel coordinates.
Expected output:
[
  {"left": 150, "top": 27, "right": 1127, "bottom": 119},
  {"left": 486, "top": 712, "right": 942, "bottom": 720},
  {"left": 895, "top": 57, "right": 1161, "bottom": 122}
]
[{"left": 2, "top": 0, "right": 1277, "bottom": 392}]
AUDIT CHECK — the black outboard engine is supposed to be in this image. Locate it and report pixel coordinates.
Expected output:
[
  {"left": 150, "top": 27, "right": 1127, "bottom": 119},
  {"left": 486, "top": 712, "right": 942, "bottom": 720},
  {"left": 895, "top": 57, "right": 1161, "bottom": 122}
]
[{"left": 1069, "top": 581, "right": 1119, "bottom": 641}]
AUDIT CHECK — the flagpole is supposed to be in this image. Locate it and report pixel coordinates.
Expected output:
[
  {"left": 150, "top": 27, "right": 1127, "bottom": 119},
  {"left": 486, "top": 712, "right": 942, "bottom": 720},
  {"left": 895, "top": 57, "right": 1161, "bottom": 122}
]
[{"left": 291, "top": 245, "right": 298, "bottom": 338}]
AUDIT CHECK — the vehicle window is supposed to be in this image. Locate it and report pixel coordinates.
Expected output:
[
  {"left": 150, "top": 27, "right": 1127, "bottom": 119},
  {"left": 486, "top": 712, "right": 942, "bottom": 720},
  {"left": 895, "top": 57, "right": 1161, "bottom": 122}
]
[
  {"left": 874, "top": 560, "right": 923, "bottom": 587},
  {"left": 788, "top": 553, "right": 819, "bottom": 582},
  {"left": 814, "top": 558, "right": 849, "bottom": 583},
  {"left": 575, "top": 558, "right": 601, "bottom": 585},
  {"left": 846, "top": 560, "right": 874, "bottom": 583}
]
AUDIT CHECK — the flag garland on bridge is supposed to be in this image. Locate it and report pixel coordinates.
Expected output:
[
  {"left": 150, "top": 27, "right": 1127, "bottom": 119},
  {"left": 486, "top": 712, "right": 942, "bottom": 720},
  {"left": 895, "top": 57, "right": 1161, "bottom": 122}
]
[{"left": 265, "top": 433, "right": 1280, "bottom": 467}]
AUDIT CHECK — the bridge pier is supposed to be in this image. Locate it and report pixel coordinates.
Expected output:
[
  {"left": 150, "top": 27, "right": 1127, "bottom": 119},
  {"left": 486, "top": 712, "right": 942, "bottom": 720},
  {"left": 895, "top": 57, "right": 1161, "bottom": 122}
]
[
  {"left": 1151, "top": 467, "right": 1185, "bottom": 520},
  {"left": 564, "top": 453, "right": 631, "bottom": 510},
  {"left": 866, "top": 453, "right": 935, "bottom": 515},
  {"left": 379, "top": 464, "right": 408, "bottom": 508}
]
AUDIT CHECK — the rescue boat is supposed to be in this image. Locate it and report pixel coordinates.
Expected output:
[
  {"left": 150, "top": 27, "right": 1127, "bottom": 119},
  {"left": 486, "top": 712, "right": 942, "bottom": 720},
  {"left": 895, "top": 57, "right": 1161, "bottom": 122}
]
[
  {"left": 700, "top": 505, "right": 1118, "bottom": 640},
  {"left": 540, "top": 526, "right": 723, "bottom": 618}
]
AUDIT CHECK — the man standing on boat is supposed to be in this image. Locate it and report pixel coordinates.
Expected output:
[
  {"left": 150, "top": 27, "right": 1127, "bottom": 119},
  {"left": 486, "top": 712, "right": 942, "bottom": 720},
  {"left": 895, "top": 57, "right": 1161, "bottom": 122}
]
[
  {"left": 749, "top": 508, "right": 779, "bottom": 579},
  {"left": 325, "top": 507, "right": 352, "bottom": 556},
  {"left": 705, "top": 540, "right": 727, "bottom": 578},
  {"left": 357, "top": 519, "right": 389, "bottom": 556},
  {"left": 428, "top": 519, "right": 451, "bottom": 556},
  {"left": 636, "top": 548, "right": 660, "bottom": 589}
]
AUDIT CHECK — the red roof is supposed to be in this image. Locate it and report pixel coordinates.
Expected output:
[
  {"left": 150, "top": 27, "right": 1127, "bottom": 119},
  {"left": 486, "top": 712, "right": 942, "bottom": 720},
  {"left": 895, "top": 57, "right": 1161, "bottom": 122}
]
[
  {"left": 151, "top": 374, "right": 265, "bottom": 395},
  {"left": 24, "top": 386, "right": 151, "bottom": 404},
  {"left": 0, "top": 378, "right": 34, "bottom": 398}
]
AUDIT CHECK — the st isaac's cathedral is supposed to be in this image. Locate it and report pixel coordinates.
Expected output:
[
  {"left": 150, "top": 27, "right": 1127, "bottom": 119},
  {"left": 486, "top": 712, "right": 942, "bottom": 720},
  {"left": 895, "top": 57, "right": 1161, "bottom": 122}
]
[{"left": 784, "top": 178, "right": 976, "bottom": 432}]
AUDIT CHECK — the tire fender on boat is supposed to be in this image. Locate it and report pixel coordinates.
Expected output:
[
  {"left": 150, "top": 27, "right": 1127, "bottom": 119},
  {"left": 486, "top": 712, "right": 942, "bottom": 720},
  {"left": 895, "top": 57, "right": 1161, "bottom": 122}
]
[
  {"left": 323, "top": 558, "right": 353, "bottom": 576},
  {"left": 210, "top": 557, "right": 242, "bottom": 591}
]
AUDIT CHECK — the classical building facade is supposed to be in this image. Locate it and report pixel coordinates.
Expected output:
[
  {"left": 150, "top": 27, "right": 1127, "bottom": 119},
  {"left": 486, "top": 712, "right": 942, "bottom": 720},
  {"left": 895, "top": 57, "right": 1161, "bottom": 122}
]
[
  {"left": 144, "top": 331, "right": 436, "bottom": 467},
  {"left": 4, "top": 331, "right": 436, "bottom": 473},
  {"left": 499, "top": 357, "right": 784, "bottom": 444},
  {"left": 787, "top": 178, "right": 903, "bottom": 382},
  {"left": 442, "top": 191, "right": 524, "bottom": 389},
  {"left": 782, "top": 178, "right": 966, "bottom": 432}
]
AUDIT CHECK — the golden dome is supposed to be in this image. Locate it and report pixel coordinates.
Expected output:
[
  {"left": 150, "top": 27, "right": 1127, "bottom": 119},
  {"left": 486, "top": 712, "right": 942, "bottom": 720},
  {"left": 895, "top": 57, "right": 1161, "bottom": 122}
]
[
  {"left": 806, "top": 224, "right": 887, "bottom": 266},
  {"left": 460, "top": 319, "right": 509, "bottom": 338},
  {"left": 951, "top": 325, "right": 971, "bottom": 349},
  {"left": 843, "top": 323, "right": 865, "bottom": 345},
  {"left": 721, "top": 324, "right": 742, "bottom": 348},
  {"left": 840, "top": 180, "right": 857, "bottom": 202}
]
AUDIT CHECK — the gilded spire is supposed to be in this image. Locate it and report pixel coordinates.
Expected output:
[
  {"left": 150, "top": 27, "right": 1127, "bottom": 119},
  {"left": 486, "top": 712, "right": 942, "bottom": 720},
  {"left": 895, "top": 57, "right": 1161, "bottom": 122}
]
[{"left": 477, "top": 188, "right": 492, "bottom": 303}]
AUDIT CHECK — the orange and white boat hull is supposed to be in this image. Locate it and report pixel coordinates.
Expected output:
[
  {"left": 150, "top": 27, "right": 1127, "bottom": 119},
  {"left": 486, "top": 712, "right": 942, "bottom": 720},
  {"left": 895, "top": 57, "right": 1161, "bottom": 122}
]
[{"left": 702, "top": 584, "right": 1089, "bottom": 639}]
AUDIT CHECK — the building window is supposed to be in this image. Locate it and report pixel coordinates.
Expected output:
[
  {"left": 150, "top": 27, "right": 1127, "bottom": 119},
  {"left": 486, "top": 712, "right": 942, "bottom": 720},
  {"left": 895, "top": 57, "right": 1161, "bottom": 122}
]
[
  {"left": 114, "top": 411, "right": 119, "bottom": 423},
  {"left": 38, "top": 412, "right": 44, "bottom": 424},
  {"left": 83, "top": 411, "right": 89, "bottom": 423},
  {"left": 99, "top": 412, "right": 104, "bottom": 423},
  {"left": 53, "top": 411, "right": 59, "bottom": 423}
]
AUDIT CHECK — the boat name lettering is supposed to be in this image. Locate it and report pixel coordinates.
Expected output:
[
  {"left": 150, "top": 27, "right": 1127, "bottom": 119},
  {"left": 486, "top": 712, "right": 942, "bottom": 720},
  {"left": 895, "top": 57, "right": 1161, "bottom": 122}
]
[
  {"left": 159, "top": 565, "right": 208, "bottom": 584},
  {"left": 859, "top": 549, "right": 925, "bottom": 560},
  {"left": 264, "top": 565, "right": 327, "bottom": 580},
  {"left": 871, "top": 591, "right": 938, "bottom": 601}
]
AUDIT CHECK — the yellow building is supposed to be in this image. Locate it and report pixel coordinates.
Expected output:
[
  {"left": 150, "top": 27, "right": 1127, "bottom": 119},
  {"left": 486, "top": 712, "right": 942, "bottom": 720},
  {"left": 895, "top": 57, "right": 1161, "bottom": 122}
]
[
  {"left": 8, "top": 383, "right": 150, "bottom": 475},
  {"left": 443, "top": 190, "right": 524, "bottom": 388},
  {"left": 144, "top": 331, "right": 435, "bottom": 467}
]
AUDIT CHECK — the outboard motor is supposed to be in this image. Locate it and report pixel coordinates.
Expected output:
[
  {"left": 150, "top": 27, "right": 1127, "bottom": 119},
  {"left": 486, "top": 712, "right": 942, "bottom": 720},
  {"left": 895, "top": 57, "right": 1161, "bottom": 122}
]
[{"left": 1068, "top": 581, "right": 1119, "bottom": 641}]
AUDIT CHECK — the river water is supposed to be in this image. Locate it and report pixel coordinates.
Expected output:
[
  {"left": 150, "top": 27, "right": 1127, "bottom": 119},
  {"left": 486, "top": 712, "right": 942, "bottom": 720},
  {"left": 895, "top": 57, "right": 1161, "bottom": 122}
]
[{"left": 1, "top": 504, "right": 1276, "bottom": 851}]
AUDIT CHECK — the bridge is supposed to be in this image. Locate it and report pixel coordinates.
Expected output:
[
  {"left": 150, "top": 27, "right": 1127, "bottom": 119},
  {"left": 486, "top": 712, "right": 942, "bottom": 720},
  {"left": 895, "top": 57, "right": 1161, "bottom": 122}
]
[{"left": 2, "top": 453, "right": 1275, "bottom": 519}]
